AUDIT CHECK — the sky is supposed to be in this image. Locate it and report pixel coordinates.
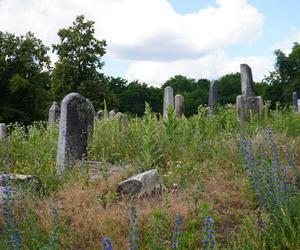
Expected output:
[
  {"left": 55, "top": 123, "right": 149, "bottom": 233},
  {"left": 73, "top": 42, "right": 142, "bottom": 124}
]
[{"left": 1, "top": 0, "right": 300, "bottom": 86}]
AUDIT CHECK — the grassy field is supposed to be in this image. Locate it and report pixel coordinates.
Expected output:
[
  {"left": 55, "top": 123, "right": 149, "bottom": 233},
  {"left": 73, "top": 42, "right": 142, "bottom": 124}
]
[{"left": 1, "top": 104, "right": 300, "bottom": 249}]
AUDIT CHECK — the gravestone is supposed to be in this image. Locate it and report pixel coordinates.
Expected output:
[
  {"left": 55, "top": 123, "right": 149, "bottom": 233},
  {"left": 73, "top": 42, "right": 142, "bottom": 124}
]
[
  {"left": 293, "top": 92, "right": 298, "bottom": 111},
  {"left": 163, "top": 86, "right": 174, "bottom": 118},
  {"left": 56, "top": 93, "right": 95, "bottom": 174},
  {"left": 208, "top": 80, "right": 218, "bottom": 108},
  {"left": 109, "top": 110, "right": 116, "bottom": 119},
  {"left": 175, "top": 94, "right": 184, "bottom": 117},
  {"left": 117, "top": 169, "right": 161, "bottom": 197},
  {"left": 97, "top": 110, "right": 104, "bottom": 120},
  {"left": 236, "top": 64, "right": 263, "bottom": 122},
  {"left": 48, "top": 102, "right": 60, "bottom": 126},
  {"left": 0, "top": 123, "right": 7, "bottom": 139},
  {"left": 298, "top": 99, "right": 300, "bottom": 112},
  {"left": 240, "top": 64, "right": 255, "bottom": 97}
]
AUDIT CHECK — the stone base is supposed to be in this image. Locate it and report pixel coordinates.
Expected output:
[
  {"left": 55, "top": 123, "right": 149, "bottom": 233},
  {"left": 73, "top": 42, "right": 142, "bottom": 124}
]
[{"left": 237, "top": 95, "right": 263, "bottom": 122}]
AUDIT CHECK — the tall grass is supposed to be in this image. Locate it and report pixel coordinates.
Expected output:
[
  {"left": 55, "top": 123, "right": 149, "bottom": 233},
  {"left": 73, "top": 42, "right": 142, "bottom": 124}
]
[{"left": 0, "top": 104, "right": 299, "bottom": 249}]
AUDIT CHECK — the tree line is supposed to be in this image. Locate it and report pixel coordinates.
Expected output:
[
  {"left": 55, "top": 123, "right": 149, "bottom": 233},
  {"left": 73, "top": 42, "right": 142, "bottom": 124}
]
[{"left": 1, "top": 15, "right": 300, "bottom": 124}]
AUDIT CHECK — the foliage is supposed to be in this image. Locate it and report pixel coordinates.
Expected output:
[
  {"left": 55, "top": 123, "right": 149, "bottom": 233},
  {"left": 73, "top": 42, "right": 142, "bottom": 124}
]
[
  {"left": 0, "top": 31, "right": 51, "bottom": 124},
  {"left": 51, "top": 15, "right": 108, "bottom": 108}
]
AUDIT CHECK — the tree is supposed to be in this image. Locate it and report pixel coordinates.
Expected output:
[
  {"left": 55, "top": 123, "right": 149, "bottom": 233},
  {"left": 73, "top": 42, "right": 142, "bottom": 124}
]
[
  {"left": 217, "top": 73, "right": 241, "bottom": 105},
  {"left": 51, "top": 15, "right": 108, "bottom": 108},
  {"left": 0, "top": 31, "right": 50, "bottom": 124},
  {"left": 264, "top": 43, "right": 300, "bottom": 106},
  {"left": 118, "top": 81, "right": 163, "bottom": 116}
]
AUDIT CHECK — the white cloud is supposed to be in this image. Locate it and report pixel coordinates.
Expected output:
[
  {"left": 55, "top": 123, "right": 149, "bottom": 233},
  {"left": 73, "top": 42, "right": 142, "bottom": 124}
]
[
  {"left": 0, "top": 0, "right": 263, "bottom": 60},
  {"left": 126, "top": 52, "right": 273, "bottom": 86},
  {"left": 271, "top": 29, "right": 300, "bottom": 55},
  {"left": 0, "top": 0, "right": 269, "bottom": 85}
]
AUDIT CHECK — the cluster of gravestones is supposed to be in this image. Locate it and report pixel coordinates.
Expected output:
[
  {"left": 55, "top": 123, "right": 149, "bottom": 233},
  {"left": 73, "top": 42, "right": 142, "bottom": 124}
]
[
  {"left": 0, "top": 64, "right": 274, "bottom": 176},
  {"left": 163, "top": 87, "right": 184, "bottom": 118},
  {"left": 1, "top": 63, "right": 298, "bottom": 198}
]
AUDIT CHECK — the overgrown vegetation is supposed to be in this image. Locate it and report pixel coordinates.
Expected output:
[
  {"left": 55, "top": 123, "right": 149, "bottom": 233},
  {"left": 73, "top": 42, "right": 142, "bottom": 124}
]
[{"left": 1, "top": 105, "right": 300, "bottom": 249}]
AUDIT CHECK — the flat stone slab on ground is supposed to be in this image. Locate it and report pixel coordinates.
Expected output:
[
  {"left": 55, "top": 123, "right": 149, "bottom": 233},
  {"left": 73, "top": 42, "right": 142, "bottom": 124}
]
[{"left": 117, "top": 169, "right": 161, "bottom": 196}]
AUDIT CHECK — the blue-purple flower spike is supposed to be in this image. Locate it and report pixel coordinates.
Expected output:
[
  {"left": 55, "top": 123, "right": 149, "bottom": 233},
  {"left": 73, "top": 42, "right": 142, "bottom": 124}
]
[
  {"left": 129, "top": 207, "right": 139, "bottom": 250},
  {"left": 172, "top": 213, "right": 183, "bottom": 249},
  {"left": 202, "top": 217, "right": 216, "bottom": 249},
  {"left": 102, "top": 236, "right": 113, "bottom": 250}
]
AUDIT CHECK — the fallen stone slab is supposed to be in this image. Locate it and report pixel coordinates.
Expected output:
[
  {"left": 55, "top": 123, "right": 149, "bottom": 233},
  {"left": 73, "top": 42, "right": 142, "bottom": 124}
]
[{"left": 117, "top": 169, "right": 162, "bottom": 197}]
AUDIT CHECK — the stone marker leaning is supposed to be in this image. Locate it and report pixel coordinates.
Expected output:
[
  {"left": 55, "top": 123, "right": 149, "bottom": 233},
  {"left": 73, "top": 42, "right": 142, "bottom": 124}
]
[
  {"left": 56, "top": 93, "right": 95, "bottom": 174},
  {"left": 163, "top": 86, "right": 174, "bottom": 118}
]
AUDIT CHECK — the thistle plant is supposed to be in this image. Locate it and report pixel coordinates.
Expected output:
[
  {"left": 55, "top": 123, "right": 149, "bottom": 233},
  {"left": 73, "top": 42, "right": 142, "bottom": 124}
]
[
  {"left": 102, "top": 236, "right": 113, "bottom": 250},
  {"left": 171, "top": 213, "right": 183, "bottom": 249},
  {"left": 202, "top": 217, "right": 216, "bottom": 250},
  {"left": 129, "top": 207, "right": 139, "bottom": 250}
]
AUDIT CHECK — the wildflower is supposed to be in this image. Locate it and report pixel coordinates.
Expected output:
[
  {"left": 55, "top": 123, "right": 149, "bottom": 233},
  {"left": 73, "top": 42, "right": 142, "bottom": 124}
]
[
  {"left": 102, "top": 236, "right": 113, "bottom": 250},
  {"left": 129, "top": 207, "right": 139, "bottom": 250},
  {"left": 171, "top": 213, "right": 183, "bottom": 249},
  {"left": 202, "top": 217, "right": 216, "bottom": 249}
]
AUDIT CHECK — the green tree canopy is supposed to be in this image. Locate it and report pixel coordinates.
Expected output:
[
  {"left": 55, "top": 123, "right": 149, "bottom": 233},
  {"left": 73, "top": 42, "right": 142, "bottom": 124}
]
[
  {"left": 217, "top": 73, "right": 241, "bottom": 105},
  {"left": 51, "top": 15, "right": 108, "bottom": 108},
  {"left": 0, "top": 31, "right": 50, "bottom": 124},
  {"left": 263, "top": 43, "right": 300, "bottom": 105}
]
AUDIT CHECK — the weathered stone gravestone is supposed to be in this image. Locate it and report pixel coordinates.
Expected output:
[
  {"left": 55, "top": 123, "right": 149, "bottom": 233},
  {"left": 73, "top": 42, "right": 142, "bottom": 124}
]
[
  {"left": 208, "top": 80, "right": 218, "bottom": 109},
  {"left": 293, "top": 92, "right": 298, "bottom": 111},
  {"left": 109, "top": 110, "right": 116, "bottom": 119},
  {"left": 163, "top": 86, "right": 174, "bottom": 118},
  {"left": 236, "top": 64, "right": 263, "bottom": 122},
  {"left": 175, "top": 94, "right": 184, "bottom": 117},
  {"left": 48, "top": 102, "right": 60, "bottom": 126},
  {"left": 56, "top": 93, "right": 95, "bottom": 174},
  {"left": 298, "top": 99, "right": 300, "bottom": 112},
  {"left": 97, "top": 110, "right": 104, "bottom": 120},
  {"left": 0, "top": 123, "right": 7, "bottom": 139}
]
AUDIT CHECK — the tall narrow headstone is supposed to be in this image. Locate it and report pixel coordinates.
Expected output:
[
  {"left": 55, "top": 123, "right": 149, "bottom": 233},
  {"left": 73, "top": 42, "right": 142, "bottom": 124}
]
[
  {"left": 240, "top": 64, "right": 255, "bottom": 97},
  {"left": 208, "top": 80, "right": 218, "bottom": 108},
  {"left": 237, "top": 64, "right": 263, "bottom": 122},
  {"left": 48, "top": 102, "right": 60, "bottom": 126},
  {"left": 293, "top": 92, "right": 298, "bottom": 111},
  {"left": 163, "top": 86, "right": 174, "bottom": 118},
  {"left": 0, "top": 123, "right": 7, "bottom": 139},
  {"left": 56, "top": 93, "right": 95, "bottom": 174},
  {"left": 175, "top": 94, "right": 184, "bottom": 117},
  {"left": 298, "top": 99, "right": 300, "bottom": 112}
]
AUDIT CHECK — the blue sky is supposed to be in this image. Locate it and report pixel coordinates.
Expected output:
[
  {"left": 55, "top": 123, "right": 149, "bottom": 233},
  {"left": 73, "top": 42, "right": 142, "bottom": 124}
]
[{"left": 1, "top": 0, "right": 300, "bottom": 86}]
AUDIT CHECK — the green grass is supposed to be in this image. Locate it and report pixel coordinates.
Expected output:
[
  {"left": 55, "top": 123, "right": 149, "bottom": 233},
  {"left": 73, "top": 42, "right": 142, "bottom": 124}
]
[{"left": 0, "top": 104, "right": 300, "bottom": 249}]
